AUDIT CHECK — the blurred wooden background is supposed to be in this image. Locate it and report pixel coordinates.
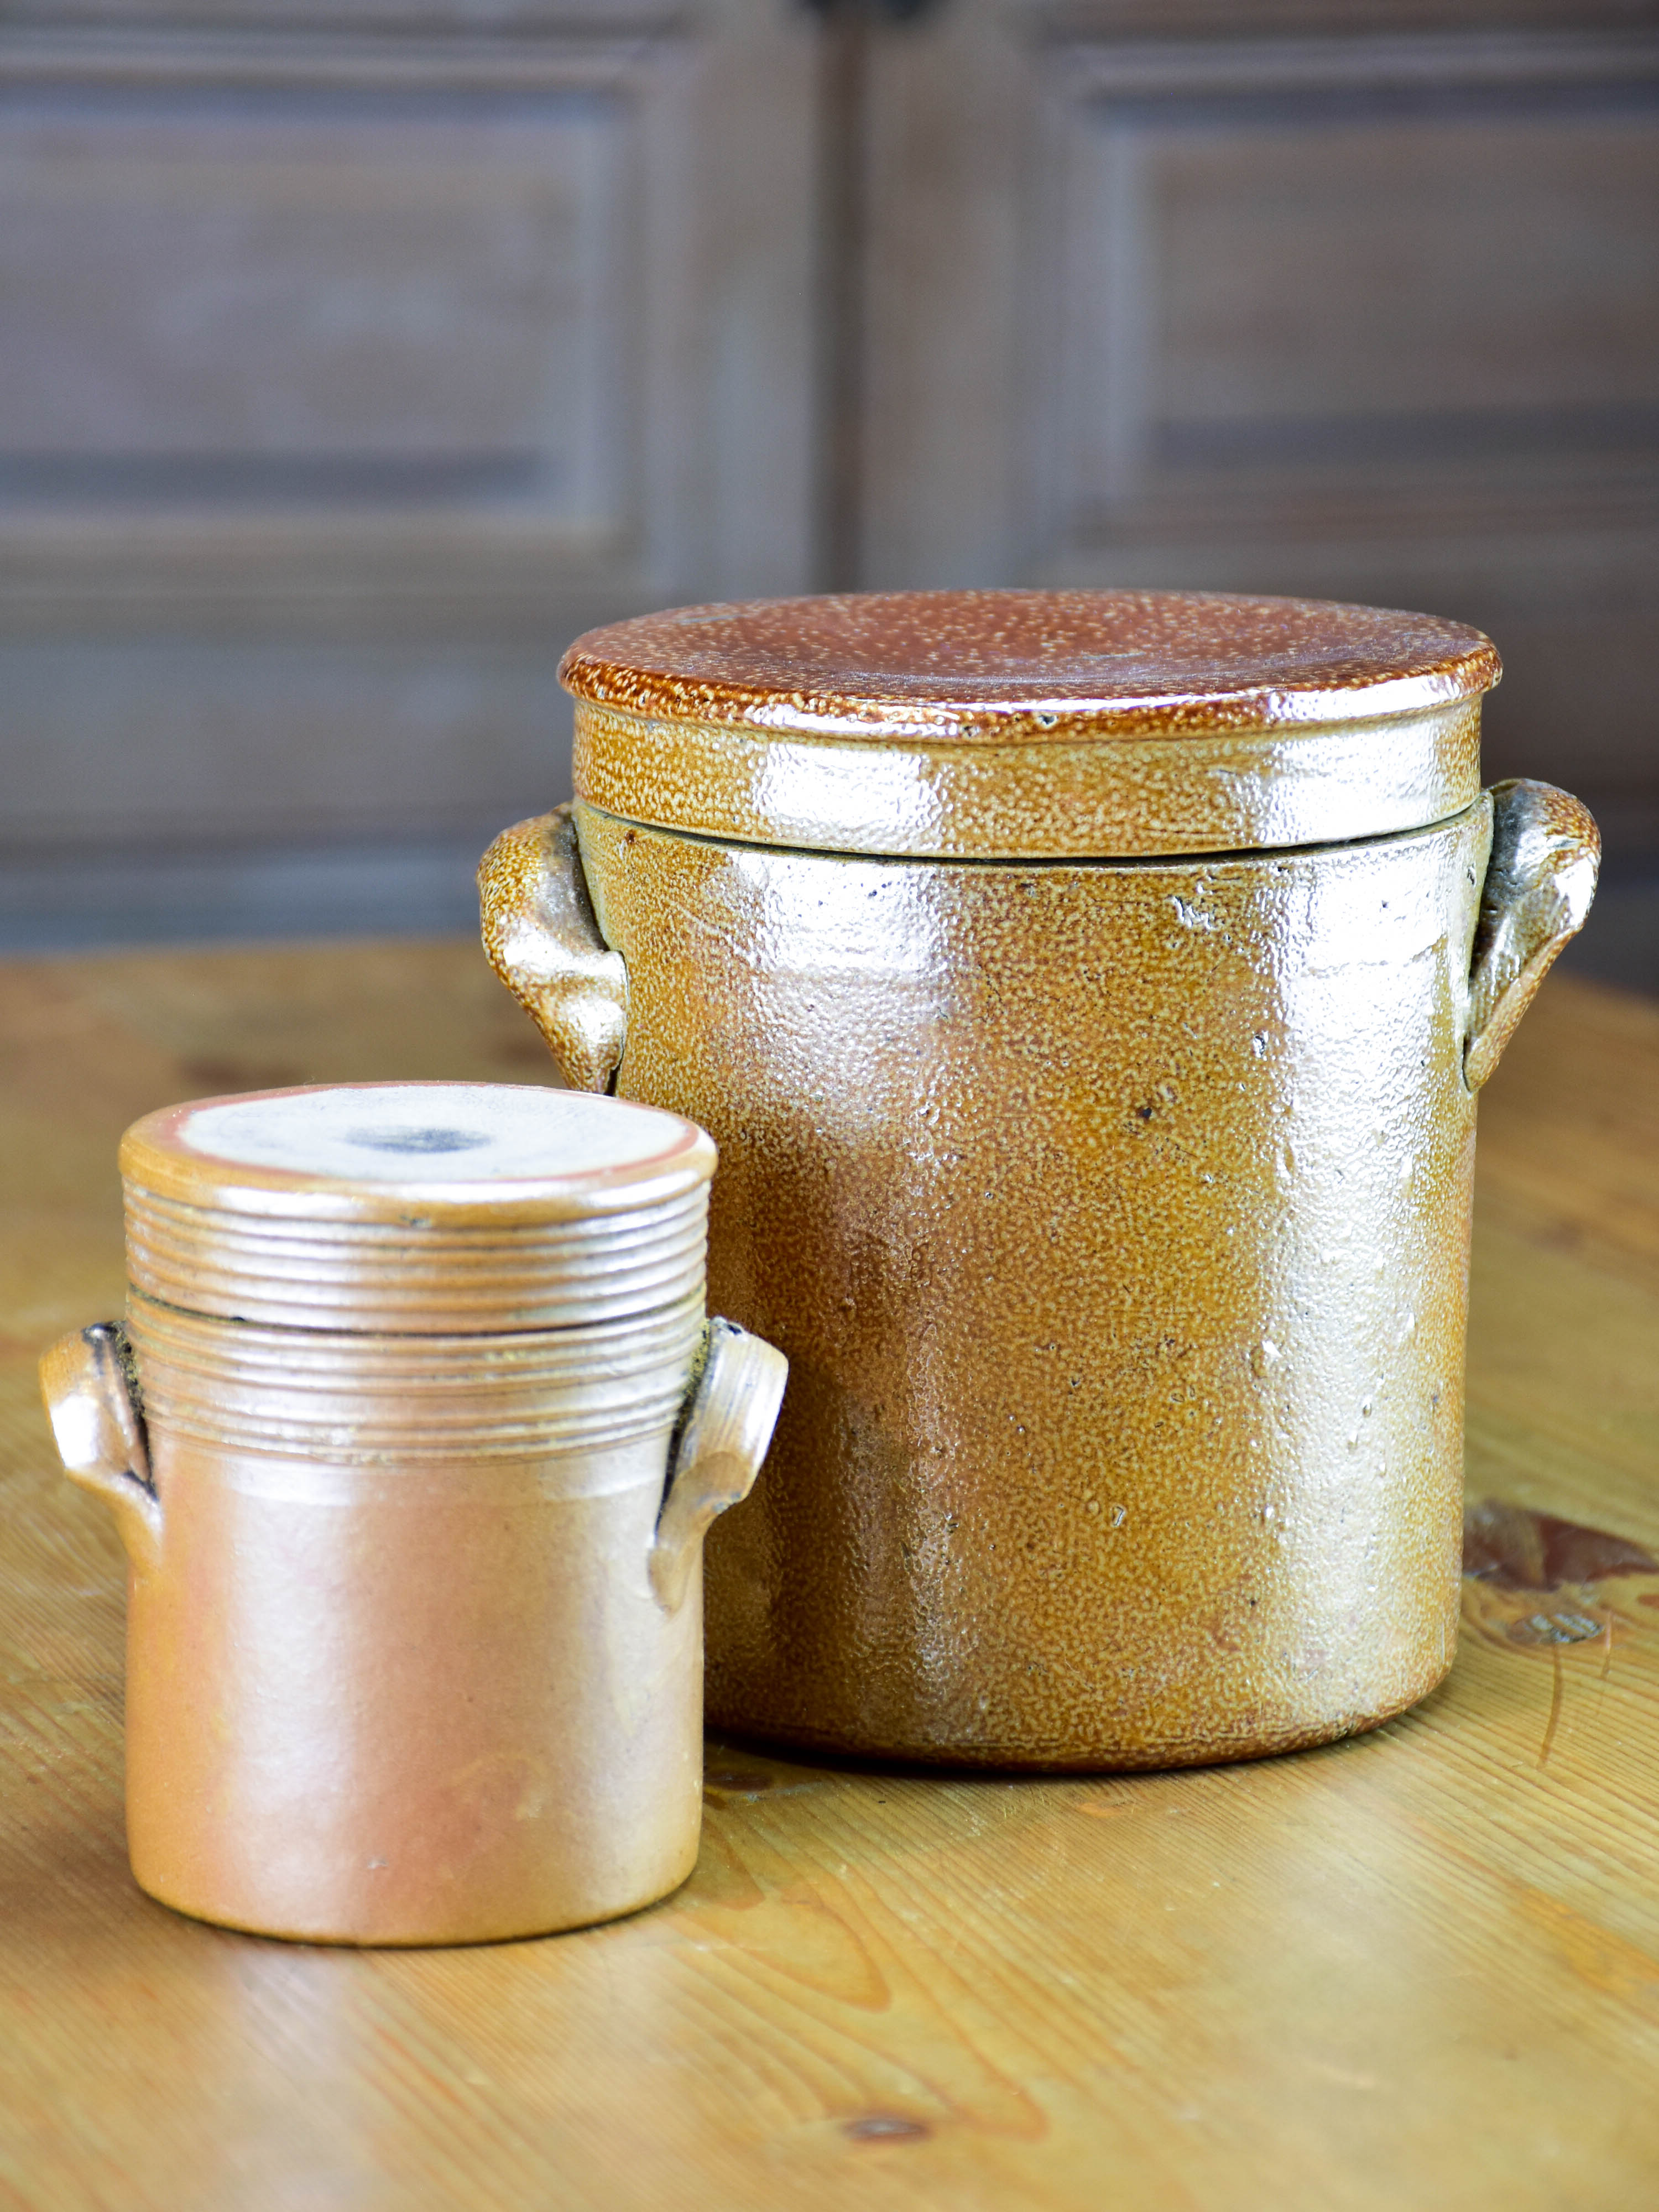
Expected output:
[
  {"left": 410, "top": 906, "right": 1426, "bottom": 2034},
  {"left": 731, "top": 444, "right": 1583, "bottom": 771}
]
[{"left": 1, "top": 0, "right": 1655, "bottom": 979}]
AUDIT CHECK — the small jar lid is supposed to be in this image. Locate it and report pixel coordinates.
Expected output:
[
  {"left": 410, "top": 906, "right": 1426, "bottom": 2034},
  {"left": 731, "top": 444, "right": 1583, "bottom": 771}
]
[
  {"left": 121, "top": 1082, "right": 714, "bottom": 1333},
  {"left": 562, "top": 588, "right": 1500, "bottom": 859}
]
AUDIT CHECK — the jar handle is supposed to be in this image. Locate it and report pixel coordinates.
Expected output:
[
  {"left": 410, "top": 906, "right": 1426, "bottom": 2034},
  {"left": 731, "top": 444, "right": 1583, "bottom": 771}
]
[
  {"left": 1464, "top": 779, "right": 1600, "bottom": 1092},
  {"left": 39, "top": 1324, "right": 164, "bottom": 1573},
  {"left": 650, "top": 1319, "right": 788, "bottom": 1615},
  {"left": 478, "top": 805, "right": 630, "bottom": 1093}
]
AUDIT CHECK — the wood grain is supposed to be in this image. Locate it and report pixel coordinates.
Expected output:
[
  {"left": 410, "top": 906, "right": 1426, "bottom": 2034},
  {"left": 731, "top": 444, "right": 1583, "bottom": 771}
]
[{"left": 2, "top": 946, "right": 1656, "bottom": 2209}]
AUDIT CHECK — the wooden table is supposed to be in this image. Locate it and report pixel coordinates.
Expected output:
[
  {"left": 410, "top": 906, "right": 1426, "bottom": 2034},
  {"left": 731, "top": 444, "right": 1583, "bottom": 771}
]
[{"left": 3, "top": 944, "right": 1656, "bottom": 2211}]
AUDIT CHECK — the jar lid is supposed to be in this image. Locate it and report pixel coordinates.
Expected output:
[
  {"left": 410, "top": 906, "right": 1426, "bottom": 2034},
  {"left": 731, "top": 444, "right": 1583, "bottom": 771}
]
[
  {"left": 120, "top": 1082, "right": 714, "bottom": 1333},
  {"left": 562, "top": 588, "right": 1500, "bottom": 859}
]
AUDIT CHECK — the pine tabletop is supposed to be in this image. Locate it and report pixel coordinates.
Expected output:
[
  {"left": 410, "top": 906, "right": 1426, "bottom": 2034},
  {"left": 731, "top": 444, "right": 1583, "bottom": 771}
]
[{"left": 2, "top": 942, "right": 1656, "bottom": 2211}]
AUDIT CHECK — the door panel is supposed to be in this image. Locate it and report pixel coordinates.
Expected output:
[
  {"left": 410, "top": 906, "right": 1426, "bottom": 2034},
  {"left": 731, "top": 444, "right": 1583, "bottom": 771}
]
[
  {"left": 0, "top": 9, "right": 819, "bottom": 863},
  {"left": 863, "top": 12, "right": 1659, "bottom": 848}
]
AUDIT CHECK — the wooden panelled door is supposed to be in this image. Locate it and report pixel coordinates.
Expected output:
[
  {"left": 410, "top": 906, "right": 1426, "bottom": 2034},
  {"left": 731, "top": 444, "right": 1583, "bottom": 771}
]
[
  {"left": 0, "top": 2, "right": 820, "bottom": 932},
  {"left": 859, "top": 1, "right": 1659, "bottom": 855},
  {"left": 1, "top": 0, "right": 1655, "bottom": 936}
]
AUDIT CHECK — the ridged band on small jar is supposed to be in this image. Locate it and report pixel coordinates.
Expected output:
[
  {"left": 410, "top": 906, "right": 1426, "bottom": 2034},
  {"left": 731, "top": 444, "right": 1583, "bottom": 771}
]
[
  {"left": 123, "top": 1183, "right": 708, "bottom": 1333},
  {"left": 573, "top": 698, "right": 1484, "bottom": 859},
  {"left": 126, "top": 1291, "right": 705, "bottom": 1463}
]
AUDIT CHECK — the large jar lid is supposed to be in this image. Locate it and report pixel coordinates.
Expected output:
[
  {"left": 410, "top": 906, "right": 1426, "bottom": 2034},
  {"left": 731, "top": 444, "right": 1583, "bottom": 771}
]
[
  {"left": 563, "top": 588, "right": 1500, "bottom": 859},
  {"left": 120, "top": 1082, "right": 714, "bottom": 1333}
]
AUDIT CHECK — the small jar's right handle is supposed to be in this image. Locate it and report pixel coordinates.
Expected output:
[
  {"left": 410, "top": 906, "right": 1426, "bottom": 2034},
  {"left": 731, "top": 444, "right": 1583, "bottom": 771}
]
[
  {"left": 478, "top": 805, "right": 629, "bottom": 1094},
  {"left": 650, "top": 1321, "right": 789, "bottom": 1615},
  {"left": 1464, "top": 779, "right": 1600, "bottom": 1092}
]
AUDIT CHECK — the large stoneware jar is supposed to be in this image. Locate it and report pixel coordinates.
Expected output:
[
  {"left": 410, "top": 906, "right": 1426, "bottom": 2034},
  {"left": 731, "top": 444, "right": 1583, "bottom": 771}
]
[{"left": 481, "top": 591, "right": 1598, "bottom": 1771}]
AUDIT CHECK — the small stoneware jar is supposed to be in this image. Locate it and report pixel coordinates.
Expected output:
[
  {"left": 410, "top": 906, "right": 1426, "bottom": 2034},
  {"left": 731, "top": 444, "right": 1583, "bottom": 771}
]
[
  {"left": 39, "top": 1082, "right": 786, "bottom": 1943},
  {"left": 479, "top": 589, "right": 1598, "bottom": 1772}
]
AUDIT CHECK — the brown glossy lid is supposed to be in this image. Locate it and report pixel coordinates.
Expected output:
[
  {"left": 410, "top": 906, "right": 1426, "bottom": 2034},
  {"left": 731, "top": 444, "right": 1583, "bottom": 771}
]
[
  {"left": 120, "top": 1083, "right": 714, "bottom": 1332},
  {"left": 562, "top": 588, "right": 1498, "bottom": 740},
  {"left": 562, "top": 588, "right": 1499, "bottom": 859}
]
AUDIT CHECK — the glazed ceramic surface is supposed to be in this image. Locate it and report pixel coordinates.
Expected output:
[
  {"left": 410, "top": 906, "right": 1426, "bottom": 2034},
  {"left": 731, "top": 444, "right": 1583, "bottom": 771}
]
[
  {"left": 40, "top": 1082, "right": 787, "bottom": 1943},
  {"left": 480, "top": 590, "right": 1599, "bottom": 1770},
  {"left": 558, "top": 586, "right": 1497, "bottom": 859}
]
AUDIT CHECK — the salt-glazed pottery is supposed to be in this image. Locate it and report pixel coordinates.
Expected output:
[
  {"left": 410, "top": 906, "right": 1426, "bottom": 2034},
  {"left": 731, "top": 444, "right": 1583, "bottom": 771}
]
[
  {"left": 39, "top": 1082, "right": 787, "bottom": 1943},
  {"left": 478, "top": 589, "right": 1599, "bottom": 1771}
]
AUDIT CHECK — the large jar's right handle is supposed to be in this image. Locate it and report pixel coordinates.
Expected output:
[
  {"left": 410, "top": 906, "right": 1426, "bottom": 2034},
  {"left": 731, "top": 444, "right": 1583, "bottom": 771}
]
[
  {"left": 1464, "top": 779, "right": 1600, "bottom": 1091},
  {"left": 478, "top": 806, "right": 629, "bottom": 1093}
]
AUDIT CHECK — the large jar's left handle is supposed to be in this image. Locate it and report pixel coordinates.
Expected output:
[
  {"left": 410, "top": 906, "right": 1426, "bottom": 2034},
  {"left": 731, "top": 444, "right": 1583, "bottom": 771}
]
[
  {"left": 39, "top": 1324, "right": 163, "bottom": 1573},
  {"left": 1464, "top": 780, "right": 1600, "bottom": 1091},
  {"left": 478, "top": 806, "right": 629, "bottom": 1093}
]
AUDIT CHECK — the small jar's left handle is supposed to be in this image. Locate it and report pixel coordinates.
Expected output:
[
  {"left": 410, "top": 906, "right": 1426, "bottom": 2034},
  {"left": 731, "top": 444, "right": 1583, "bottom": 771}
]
[{"left": 39, "top": 1324, "right": 163, "bottom": 1573}]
